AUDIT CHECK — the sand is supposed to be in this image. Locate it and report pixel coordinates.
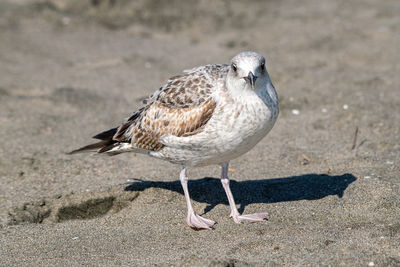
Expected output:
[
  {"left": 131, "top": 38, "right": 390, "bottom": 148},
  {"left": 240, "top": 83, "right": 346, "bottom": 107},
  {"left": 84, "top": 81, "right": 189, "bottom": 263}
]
[{"left": 0, "top": 0, "right": 399, "bottom": 265}]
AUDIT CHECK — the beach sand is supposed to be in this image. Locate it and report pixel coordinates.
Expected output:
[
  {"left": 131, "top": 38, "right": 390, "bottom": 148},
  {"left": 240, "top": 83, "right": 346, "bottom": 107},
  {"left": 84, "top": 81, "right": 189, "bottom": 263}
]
[{"left": 0, "top": 0, "right": 399, "bottom": 265}]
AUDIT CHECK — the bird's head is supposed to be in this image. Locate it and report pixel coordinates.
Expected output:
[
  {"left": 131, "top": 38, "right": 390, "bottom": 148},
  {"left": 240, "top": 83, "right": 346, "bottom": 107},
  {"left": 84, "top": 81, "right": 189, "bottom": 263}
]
[{"left": 227, "top": 51, "right": 269, "bottom": 91}]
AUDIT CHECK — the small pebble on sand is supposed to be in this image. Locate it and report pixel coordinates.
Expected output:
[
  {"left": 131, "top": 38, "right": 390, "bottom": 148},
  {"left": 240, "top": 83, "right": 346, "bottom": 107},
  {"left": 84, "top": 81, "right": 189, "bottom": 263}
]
[{"left": 292, "top": 109, "right": 300, "bottom": 115}]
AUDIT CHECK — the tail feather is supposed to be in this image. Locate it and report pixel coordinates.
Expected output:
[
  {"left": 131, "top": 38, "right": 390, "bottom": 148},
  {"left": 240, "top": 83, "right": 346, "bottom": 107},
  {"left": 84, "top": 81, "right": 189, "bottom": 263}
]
[
  {"left": 69, "top": 127, "right": 125, "bottom": 155},
  {"left": 98, "top": 142, "right": 120, "bottom": 153}
]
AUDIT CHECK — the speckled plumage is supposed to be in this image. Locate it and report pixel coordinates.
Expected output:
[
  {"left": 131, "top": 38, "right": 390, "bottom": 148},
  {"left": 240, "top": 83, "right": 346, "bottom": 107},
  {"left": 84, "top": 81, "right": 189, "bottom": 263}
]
[{"left": 71, "top": 51, "right": 279, "bottom": 230}]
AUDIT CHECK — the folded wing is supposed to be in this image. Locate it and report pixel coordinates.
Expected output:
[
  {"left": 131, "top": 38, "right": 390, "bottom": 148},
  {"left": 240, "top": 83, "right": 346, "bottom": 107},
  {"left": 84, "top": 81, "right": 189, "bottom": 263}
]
[{"left": 70, "top": 65, "right": 227, "bottom": 155}]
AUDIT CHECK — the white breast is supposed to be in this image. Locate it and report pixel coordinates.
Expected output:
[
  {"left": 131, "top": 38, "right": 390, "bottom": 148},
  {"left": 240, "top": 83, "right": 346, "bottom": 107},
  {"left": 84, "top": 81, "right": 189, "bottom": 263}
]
[
  {"left": 152, "top": 82, "right": 279, "bottom": 167},
  {"left": 197, "top": 88, "right": 277, "bottom": 165}
]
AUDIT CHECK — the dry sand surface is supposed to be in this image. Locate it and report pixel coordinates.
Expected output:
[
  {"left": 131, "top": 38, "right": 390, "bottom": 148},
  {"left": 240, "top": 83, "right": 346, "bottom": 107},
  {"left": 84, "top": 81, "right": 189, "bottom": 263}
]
[{"left": 0, "top": 0, "right": 399, "bottom": 266}]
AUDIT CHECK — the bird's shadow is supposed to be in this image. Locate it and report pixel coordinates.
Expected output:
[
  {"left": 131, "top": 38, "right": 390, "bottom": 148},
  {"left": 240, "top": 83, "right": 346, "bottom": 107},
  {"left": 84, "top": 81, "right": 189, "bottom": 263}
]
[{"left": 125, "top": 173, "right": 356, "bottom": 214}]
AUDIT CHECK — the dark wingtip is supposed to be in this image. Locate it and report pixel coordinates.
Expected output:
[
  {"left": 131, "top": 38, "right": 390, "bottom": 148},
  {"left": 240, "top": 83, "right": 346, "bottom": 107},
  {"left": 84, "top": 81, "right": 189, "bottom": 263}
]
[
  {"left": 68, "top": 127, "right": 121, "bottom": 155},
  {"left": 67, "top": 147, "right": 93, "bottom": 155},
  {"left": 68, "top": 140, "right": 111, "bottom": 155},
  {"left": 92, "top": 127, "right": 118, "bottom": 140},
  {"left": 67, "top": 150, "right": 80, "bottom": 155}
]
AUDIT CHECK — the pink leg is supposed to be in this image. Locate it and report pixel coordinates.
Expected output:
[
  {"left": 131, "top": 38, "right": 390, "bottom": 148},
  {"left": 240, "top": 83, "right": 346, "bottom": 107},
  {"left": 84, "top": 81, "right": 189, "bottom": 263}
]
[
  {"left": 220, "top": 163, "right": 268, "bottom": 224},
  {"left": 180, "top": 167, "right": 215, "bottom": 230}
]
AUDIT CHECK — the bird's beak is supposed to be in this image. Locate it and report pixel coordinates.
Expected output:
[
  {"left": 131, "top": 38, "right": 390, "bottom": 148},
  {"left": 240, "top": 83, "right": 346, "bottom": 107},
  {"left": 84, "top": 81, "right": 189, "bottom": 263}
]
[{"left": 244, "top": 72, "right": 257, "bottom": 89}]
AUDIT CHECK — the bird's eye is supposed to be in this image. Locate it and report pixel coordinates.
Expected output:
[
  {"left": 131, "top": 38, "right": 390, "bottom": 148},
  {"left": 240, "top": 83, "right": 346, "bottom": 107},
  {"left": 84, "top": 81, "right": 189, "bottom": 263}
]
[
  {"left": 260, "top": 62, "right": 265, "bottom": 71},
  {"left": 232, "top": 63, "right": 237, "bottom": 72}
]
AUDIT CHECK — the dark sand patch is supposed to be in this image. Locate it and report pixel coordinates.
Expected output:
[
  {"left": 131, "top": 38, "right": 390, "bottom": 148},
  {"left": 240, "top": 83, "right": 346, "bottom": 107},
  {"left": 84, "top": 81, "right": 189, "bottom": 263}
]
[{"left": 8, "top": 187, "right": 138, "bottom": 224}]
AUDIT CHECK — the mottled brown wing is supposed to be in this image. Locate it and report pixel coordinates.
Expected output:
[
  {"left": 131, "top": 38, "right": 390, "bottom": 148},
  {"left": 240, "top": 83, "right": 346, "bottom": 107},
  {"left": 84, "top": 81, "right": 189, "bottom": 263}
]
[
  {"left": 70, "top": 64, "right": 227, "bottom": 155},
  {"left": 111, "top": 65, "right": 227, "bottom": 152},
  {"left": 113, "top": 100, "right": 216, "bottom": 152}
]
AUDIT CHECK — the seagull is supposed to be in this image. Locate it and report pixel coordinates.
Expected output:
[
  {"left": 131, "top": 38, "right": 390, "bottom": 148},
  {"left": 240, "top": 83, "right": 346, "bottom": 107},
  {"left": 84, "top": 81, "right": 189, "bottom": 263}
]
[{"left": 71, "top": 51, "right": 279, "bottom": 230}]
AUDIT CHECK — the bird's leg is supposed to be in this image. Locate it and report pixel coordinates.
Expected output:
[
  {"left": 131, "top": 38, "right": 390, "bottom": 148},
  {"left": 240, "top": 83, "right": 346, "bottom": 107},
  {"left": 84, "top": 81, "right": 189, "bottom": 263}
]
[
  {"left": 220, "top": 163, "right": 268, "bottom": 224},
  {"left": 180, "top": 167, "right": 215, "bottom": 230}
]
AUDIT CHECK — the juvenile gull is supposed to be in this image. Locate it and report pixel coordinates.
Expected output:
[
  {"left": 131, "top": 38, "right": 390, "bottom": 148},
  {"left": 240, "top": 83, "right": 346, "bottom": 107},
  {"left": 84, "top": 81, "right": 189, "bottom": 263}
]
[{"left": 71, "top": 51, "right": 279, "bottom": 230}]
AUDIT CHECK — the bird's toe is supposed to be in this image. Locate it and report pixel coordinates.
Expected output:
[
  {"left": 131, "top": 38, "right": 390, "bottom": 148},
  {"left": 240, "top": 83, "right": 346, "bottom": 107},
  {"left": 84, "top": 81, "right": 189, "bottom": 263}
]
[
  {"left": 233, "top": 212, "right": 269, "bottom": 224},
  {"left": 187, "top": 213, "right": 216, "bottom": 230}
]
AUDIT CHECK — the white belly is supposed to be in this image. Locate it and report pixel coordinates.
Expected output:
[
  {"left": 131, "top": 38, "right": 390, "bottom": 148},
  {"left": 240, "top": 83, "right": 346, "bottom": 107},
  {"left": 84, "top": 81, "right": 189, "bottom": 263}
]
[
  {"left": 194, "top": 98, "right": 277, "bottom": 166},
  {"left": 152, "top": 89, "right": 279, "bottom": 167}
]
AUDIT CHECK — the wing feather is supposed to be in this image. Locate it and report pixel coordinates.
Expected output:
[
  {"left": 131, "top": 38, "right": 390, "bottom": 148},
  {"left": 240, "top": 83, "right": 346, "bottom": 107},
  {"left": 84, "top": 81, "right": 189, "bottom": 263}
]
[
  {"left": 71, "top": 64, "right": 228, "bottom": 155},
  {"left": 114, "top": 99, "right": 216, "bottom": 152}
]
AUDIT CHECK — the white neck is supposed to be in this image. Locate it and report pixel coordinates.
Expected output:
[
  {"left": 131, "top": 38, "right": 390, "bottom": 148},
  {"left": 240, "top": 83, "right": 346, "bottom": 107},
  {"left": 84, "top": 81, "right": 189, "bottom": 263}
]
[{"left": 224, "top": 74, "right": 278, "bottom": 109}]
